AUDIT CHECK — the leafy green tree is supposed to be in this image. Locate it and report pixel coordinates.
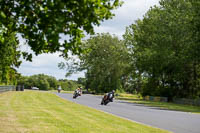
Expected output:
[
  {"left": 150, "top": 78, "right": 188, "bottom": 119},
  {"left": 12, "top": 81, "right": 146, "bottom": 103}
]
[
  {"left": 124, "top": 0, "right": 200, "bottom": 99},
  {"left": 38, "top": 78, "right": 50, "bottom": 90},
  {"left": 0, "top": 0, "right": 122, "bottom": 85},
  {"left": 60, "top": 33, "right": 130, "bottom": 93},
  {"left": 0, "top": 25, "right": 21, "bottom": 85},
  {"left": 17, "top": 76, "right": 30, "bottom": 88},
  {"left": 17, "top": 74, "right": 58, "bottom": 90},
  {"left": 77, "top": 77, "right": 86, "bottom": 88},
  {"left": 45, "top": 76, "right": 58, "bottom": 89},
  {"left": 0, "top": 0, "right": 122, "bottom": 58},
  {"left": 58, "top": 79, "right": 82, "bottom": 91},
  {"left": 27, "top": 76, "right": 38, "bottom": 88}
]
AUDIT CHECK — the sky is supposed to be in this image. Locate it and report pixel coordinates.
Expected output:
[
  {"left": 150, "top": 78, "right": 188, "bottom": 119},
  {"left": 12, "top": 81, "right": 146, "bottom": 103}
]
[{"left": 17, "top": 0, "right": 160, "bottom": 80}]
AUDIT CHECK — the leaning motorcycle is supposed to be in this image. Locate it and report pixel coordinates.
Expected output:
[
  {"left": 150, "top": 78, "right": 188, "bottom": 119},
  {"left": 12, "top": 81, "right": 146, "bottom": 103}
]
[
  {"left": 73, "top": 90, "right": 81, "bottom": 99},
  {"left": 101, "top": 94, "right": 113, "bottom": 105}
]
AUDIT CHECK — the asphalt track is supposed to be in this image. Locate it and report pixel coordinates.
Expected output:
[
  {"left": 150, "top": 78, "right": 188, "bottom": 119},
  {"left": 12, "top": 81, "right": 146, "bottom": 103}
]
[{"left": 56, "top": 93, "right": 200, "bottom": 133}]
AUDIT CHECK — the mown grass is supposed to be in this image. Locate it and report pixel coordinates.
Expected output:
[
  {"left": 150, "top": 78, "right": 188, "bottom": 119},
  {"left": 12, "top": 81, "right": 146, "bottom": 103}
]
[
  {"left": 0, "top": 91, "right": 170, "bottom": 133},
  {"left": 116, "top": 93, "right": 200, "bottom": 114}
]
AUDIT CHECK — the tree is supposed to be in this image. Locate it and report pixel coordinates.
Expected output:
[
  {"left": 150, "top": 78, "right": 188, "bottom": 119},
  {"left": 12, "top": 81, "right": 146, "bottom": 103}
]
[
  {"left": 58, "top": 79, "right": 82, "bottom": 91},
  {"left": 124, "top": 0, "right": 200, "bottom": 99},
  {"left": 0, "top": 0, "right": 123, "bottom": 58},
  {"left": 0, "top": 0, "right": 122, "bottom": 85},
  {"left": 38, "top": 78, "right": 50, "bottom": 91},
  {"left": 17, "top": 76, "right": 30, "bottom": 88},
  {"left": 0, "top": 25, "right": 21, "bottom": 85},
  {"left": 77, "top": 77, "right": 86, "bottom": 87},
  {"left": 46, "top": 76, "right": 58, "bottom": 89},
  {"left": 17, "top": 74, "right": 58, "bottom": 90},
  {"left": 60, "top": 33, "right": 130, "bottom": 93}
]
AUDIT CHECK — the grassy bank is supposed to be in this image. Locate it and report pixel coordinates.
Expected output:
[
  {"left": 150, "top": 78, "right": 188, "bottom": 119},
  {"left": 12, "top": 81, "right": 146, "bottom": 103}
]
[
  {"left": 116, "top": 93, "right": 200, "bottom": 114},
  {"left": 0, "top": 91, "right": 170, "bottom": 133}
]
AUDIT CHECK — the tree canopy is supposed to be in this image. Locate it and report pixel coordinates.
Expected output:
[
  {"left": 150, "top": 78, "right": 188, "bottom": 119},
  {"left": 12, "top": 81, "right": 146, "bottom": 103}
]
[
  {"left": 60, "top": 33, "right": 131, "bottom": 93},
  {"left": 0, "top": 0, "right": 122, "bottom": 57},
  {"left": 0, "top": 0, "right": 122, "bottom": 85},
  {"left": 123, "top": 0, "right": 200, "bottom": 99},
  {"left": 0, "top": 25, "right": 21, "bottom": 85},
  {"left": 58, "top": 0, "right": 200, "bottom": 99}
]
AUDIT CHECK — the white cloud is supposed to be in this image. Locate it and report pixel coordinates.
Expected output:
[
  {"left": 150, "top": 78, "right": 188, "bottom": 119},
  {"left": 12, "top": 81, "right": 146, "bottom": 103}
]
[
  {"left": 25, "top": 53, "right": 63, "bottom": 67},
  {"left": 17, "top": 52, "right": 85, "bottom": 80},
  {"left": 94, "top": 25, "right": 124, "bottom": 37},
  {"left": 94, "top": 0, "right": 159, "bottom": 38},
  {"left": 17, "top": 0, "right": 160, "bottom": 80}
]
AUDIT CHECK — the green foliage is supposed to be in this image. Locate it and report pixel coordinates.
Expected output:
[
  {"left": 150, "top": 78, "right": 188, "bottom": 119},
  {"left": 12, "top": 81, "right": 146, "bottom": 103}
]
[
  {"left": 0, "top": 0, "right": 122, "bottom": 87},
  {"left": 0, "top": 25, "right": 21, "bottom": 85},
  {"left": 0, "top": 0, "right": 122, "bottom": 58},
  {"left": 46, "top": 76, "right": 58, "bottom": 89},
  {"left": 77, "top": 77, "right": 87, "bottom": 86},
  {"left": 17, "top": 74, "right": 58, "bottom": 90},
  {"left": 60, "top": 33, "right": 131, "bottom": 93},
  {"left": 38, "top": 78, "right": 50, "bottom": 91},
  {"left": 17, "top": 74, "right": 82, "bottom": 91},
  {"left": 17, "top": 76, "right": 29, "bottom": 88},
  {"left": 58, "top": 79, "right": 82, "bottom": 91},
  {"left": 124, "top": 0, "right": 200, "bottom": 99}
]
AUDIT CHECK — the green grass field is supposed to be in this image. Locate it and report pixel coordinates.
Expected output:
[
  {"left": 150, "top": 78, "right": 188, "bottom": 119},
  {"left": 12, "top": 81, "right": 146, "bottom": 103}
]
[
  {"left": 116, "top": 93, "right": 200, "bottom": 114},
  {"left": 0, "top": 91, "right": 170, "bottom": 133}
]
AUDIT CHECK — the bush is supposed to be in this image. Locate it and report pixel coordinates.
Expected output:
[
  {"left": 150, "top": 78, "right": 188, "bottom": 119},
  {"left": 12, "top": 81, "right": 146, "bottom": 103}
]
[
  {"left": 59, "top": 80, "right": 82, "bottom": 91},
  {"left": 38, "top": 79, "right": 49, "bottom": 90}
]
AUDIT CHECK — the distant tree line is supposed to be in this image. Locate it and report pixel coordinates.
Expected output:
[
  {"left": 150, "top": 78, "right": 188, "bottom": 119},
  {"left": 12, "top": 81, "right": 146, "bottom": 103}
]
[
  {"left": 59, "top": 79, "right": 83, "bottom": 91},
  {"left": 17, "top": 74, "right": 82, "bottom": 91}
]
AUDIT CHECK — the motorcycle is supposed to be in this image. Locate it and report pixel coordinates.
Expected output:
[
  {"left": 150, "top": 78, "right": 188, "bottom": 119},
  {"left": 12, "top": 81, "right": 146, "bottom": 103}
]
[
  {"left": 57, "top": 86, "right": 62, "bottom": 93},
  {"left": 73, "top": 90, "right": 81, "bottom": 99},
  {"left": 101, "top": 93, "right": 114, "bottom": 105}
]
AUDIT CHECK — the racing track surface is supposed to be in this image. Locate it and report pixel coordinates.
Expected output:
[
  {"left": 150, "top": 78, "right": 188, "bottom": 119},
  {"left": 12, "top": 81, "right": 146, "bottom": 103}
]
[{"left": 56, "top": 93, "right": 200, "bottom": 133}]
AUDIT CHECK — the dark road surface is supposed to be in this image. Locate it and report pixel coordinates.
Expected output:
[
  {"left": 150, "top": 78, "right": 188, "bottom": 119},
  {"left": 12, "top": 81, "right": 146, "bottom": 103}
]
[{"left": 56, "top": 93, "right": 200, "bottom": 133}]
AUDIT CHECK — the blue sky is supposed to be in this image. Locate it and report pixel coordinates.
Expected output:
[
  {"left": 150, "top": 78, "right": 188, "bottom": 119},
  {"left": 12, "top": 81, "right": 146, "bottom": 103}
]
[{"left": 17, "top": 0, "right": 159, "bottom": 80}]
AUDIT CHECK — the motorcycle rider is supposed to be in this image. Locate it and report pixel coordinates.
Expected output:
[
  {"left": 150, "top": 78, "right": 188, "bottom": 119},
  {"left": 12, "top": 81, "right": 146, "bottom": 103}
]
[
  {"left": 104, "top": 90, "right": 115, "bottom": 102},
  {"left": 57, "top": 86, "right": 62, "bottom": 93},
  {"left": 75, "top": 86, "right": 82, "bottom": 96},
  {"left": 108, "top": 90, "right": 115, "bottom": 102}
]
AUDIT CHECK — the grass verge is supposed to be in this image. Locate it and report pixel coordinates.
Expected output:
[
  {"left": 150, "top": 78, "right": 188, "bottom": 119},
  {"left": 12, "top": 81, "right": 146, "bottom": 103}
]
[
  {"left": 0, "top": 91, "right": 170, "bottom": 133},
  {"left": 116, "top": 93, "right": 200, "bottom": 114}
]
